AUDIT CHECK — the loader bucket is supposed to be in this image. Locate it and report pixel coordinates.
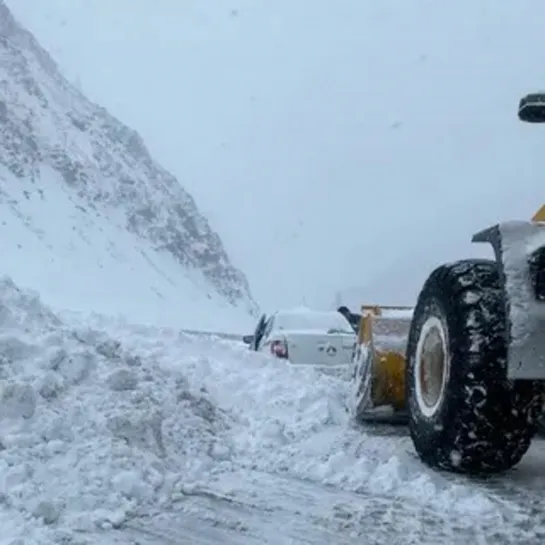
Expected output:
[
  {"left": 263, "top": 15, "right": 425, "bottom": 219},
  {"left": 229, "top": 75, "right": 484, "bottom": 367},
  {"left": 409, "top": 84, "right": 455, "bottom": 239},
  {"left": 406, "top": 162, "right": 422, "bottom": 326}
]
[{"left": 351, "top": 305, "right": 413, "bottom": 423}]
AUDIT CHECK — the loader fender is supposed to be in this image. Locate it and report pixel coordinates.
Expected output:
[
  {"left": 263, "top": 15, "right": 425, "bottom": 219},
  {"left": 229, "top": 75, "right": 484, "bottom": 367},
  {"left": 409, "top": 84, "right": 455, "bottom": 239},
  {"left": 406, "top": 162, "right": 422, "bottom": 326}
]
[
  {"left": 406, "top": 259, "right": 544, "bottom": 474},
  {"left": 473, "top": 220, "right": 545, "bottom": 380}
]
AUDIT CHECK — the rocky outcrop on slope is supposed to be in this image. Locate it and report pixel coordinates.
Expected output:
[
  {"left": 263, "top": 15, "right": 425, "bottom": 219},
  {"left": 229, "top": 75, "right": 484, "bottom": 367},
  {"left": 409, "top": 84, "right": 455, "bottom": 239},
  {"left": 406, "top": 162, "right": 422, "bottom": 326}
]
[{"left": 0, "top": 2, "right": 257, "bottom": 314}]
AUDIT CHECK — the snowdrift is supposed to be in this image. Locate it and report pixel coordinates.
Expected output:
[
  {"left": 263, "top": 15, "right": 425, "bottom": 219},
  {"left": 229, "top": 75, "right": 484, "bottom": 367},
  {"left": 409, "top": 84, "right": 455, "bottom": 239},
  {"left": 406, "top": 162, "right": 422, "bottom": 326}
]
[
  {"left": 0, "top": 277, "right": 510, "bottom": 544},
  {"left": 0, "top": 277, "right": 243, "bottom": 534}
]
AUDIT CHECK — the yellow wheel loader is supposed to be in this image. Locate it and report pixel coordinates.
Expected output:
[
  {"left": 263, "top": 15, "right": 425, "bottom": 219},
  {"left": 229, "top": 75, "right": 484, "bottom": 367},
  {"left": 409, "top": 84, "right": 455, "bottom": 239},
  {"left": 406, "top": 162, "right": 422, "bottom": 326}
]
[{"left": 350, "top": 92, "right": 545, "bottom": 475}]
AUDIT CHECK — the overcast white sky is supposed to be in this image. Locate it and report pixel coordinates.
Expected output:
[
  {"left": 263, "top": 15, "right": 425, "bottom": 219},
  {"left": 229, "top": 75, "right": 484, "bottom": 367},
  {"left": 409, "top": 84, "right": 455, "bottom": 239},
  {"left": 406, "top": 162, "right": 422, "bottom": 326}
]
[{"left": 9, "top": 0, "right": 545, "bottom": 310}]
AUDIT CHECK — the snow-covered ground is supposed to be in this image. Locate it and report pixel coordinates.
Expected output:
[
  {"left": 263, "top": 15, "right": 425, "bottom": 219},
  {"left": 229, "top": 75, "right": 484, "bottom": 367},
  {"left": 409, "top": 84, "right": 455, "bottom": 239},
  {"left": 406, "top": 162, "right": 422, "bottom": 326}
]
[{"left": 2, "top": 276, "right": 545, "bottom": 545}]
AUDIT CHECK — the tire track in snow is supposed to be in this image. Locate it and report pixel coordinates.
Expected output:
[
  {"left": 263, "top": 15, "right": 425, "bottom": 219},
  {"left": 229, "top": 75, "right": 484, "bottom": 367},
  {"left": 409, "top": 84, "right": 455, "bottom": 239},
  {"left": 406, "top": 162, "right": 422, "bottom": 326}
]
[{"left": 120, "top": 455, "right": 545, "bottom": 545}]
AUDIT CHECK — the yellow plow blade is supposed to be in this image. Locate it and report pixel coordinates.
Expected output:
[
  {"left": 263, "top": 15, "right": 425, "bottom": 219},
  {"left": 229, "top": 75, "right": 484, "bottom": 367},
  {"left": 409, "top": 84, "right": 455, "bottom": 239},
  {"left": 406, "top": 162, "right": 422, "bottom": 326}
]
[{"left": 351, "top": 305, "right": 413, "bottom": 422}]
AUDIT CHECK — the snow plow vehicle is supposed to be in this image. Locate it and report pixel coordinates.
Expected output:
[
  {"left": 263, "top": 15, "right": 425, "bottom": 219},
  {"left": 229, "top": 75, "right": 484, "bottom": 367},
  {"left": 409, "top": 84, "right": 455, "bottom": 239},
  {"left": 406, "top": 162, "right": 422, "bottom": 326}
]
[{"left": 351, "top": 92, "right": 545, "bottom": 475}]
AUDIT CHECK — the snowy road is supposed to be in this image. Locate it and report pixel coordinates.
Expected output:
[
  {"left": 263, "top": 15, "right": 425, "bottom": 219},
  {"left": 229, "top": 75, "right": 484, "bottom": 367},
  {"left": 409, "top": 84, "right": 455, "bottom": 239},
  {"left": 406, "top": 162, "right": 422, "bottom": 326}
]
[
  {"left": 2, "top": 281, "right": 545, "bottom": 545},
  {"left": 99, "top": 437, "right": 545, "bottom": 545}
]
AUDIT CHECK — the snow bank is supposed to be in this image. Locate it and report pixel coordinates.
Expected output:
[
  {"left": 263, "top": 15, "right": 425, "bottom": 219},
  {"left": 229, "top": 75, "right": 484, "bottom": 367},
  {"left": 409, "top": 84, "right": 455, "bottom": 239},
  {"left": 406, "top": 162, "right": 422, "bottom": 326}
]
[
  {"left": 191, "top": 345, "right": 501, "bottom": 520},
  {"left": 113, "top": 319, "right": 507, "bottom": 521},
  {"left": 0, "top": 276, "right": 235, "bottom": 543},
  {"left": 0, "top": 276, "right": 507, "bottom": 543}
]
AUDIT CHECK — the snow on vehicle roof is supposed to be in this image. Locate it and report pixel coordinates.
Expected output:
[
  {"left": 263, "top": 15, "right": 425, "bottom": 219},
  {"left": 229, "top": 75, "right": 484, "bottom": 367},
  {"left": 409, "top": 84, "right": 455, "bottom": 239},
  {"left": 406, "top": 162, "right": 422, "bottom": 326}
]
[{"left": 274, "top": 308, "right": 354, "bottom": 333}]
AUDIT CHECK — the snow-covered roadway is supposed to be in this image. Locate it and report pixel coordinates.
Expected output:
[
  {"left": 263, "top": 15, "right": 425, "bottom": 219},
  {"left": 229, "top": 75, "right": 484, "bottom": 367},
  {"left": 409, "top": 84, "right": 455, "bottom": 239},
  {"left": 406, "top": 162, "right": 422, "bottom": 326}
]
[{"left": 1, "top": 277, "right": 544, "bottom": 545}]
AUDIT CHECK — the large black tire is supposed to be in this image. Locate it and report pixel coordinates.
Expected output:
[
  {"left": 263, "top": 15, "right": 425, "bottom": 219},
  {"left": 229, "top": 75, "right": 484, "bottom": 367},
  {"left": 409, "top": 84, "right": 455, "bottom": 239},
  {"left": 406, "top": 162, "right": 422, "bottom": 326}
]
[{"left": 406, "top": 259, "right": 544, "bottom": 474}]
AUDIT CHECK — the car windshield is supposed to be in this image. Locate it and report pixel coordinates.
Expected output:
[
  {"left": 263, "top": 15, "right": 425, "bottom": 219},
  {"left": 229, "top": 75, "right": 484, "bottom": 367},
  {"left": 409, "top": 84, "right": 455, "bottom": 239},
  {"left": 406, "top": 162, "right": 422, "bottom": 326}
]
[{"left": 274, "top": 311, "right": 354, "bottom": 334}]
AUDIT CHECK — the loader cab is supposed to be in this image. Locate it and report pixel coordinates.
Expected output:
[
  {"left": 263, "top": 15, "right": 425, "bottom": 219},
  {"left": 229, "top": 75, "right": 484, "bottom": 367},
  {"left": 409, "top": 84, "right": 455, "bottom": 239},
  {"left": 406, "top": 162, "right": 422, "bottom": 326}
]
[{"left": 518, "top": 92, "right": 545, "bottom": 123}]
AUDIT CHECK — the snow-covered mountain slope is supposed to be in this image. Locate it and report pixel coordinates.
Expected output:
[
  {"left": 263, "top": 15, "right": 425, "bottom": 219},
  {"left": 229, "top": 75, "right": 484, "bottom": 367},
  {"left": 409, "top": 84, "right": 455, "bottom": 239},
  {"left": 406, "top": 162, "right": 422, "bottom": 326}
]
[
  {"left": 3, "top": 275, "right": 541, "bottom": 545},
  {"left": 7, "top": 0, "right": 545, "bottom": 309},
  {"left": 0, "top": 2, "right": 257, "bottom": 333}
]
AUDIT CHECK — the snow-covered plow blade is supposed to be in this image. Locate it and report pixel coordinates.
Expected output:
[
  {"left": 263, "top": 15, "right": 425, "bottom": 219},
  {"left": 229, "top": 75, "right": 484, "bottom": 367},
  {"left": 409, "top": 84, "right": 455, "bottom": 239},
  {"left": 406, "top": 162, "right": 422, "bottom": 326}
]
[{"left": 350, "top": 304, "right": 413, "bottom": 423}]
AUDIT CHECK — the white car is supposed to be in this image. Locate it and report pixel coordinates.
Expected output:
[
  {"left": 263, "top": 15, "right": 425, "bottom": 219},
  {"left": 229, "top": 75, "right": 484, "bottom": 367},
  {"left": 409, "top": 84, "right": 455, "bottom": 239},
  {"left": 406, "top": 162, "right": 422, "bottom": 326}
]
[{"left": 243, "top": 308, "right": 357, "bottom": 368}]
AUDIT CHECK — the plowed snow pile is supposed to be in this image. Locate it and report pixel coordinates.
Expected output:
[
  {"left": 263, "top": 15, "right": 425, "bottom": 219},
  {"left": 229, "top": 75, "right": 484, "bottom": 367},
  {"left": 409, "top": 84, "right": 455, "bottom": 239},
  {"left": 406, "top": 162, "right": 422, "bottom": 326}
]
[{"left": 0, "top": 277, "right": 508, "bottom": 544}]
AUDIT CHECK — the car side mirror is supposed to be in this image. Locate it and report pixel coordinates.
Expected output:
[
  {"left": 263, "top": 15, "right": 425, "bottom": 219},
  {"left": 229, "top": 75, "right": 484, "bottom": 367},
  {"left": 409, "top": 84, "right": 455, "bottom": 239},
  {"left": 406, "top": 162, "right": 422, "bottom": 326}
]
[{"left": 242, "top": 334, "right": 253, "bottom": 345}]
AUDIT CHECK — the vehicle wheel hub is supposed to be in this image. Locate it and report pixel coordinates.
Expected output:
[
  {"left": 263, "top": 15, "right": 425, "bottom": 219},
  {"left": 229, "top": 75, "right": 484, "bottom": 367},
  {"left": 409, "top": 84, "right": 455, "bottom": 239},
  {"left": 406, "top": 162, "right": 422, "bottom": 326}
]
[{"left": 414, "top": 316, "right": 449, "bottom": 418}]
